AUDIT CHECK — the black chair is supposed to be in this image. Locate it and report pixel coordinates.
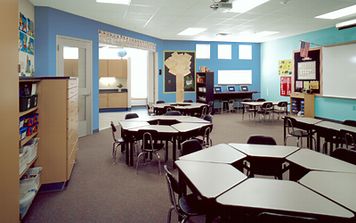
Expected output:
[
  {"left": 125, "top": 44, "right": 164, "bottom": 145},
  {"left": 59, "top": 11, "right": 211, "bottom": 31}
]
[
  {"left": 257, "top": 212, "right": 318, "bottom": 223},
  {"left": 343, "top": 120, "right": 356, "bottom": 127},
  {"left": 273, "top": 101, "right": 288, "bottom": 119},
  {"left": 331, "top": 148, "right": 356, "bottom": 165},
  {"left": 200, "top": 105, "right": 208, "bottom": 118},
  {"left": 246, "top": 135, "right": 283, "bottom": 179},
  {"left": 247, "top": 135, "right": 277, "bottom": 145},
  {"left": 165, "top": 110, "right": 182, "bottom": 116},
  {"left": 194, "top": 126, "right": 213, "bottom": 148},
  {"left": 146, "top": 104, "right": 155, "bottom": 116},
  {"left": 203, "top": 114, "right": 213, "bottom": 123},
  {"left": 136, "top": 130, "right": 164, "bottom": 174},
  {"left": 183, "top": 99, "right": 193, "bottom": 103},
  {"left": 110, "top": 121, "right": 125, "bottom": 162},
  {"left": 156, "top": 100, "right": 165, "bottom": 104},
  {"left": 340, "top": 129, "right": 356, "bottom": 149},
  {"left": 256, "top": 98, "right": 266, "bottom": 102},
  {"left": 284, "top": 116, "right": 315, "bottom": 149},
  {"left": 180, "top": 139, "right": 203, "bottom": 156},
  {"left": 256, "top": 102, "right": 274, "bottom": 120},
  {"left": 164, "top": 165, "right": 205, "bottom": 223},
  {"left": 242, "top": 98, "right": 255, "bottom": 120},
  {"left": 125, "top": 113, "right": 139, "bottom": 120},
  {"left": 207, "top": 101, "right": 214, "bottom": 115}
]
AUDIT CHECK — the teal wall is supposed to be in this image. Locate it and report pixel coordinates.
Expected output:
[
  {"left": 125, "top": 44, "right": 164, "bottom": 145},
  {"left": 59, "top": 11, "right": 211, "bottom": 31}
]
[{"left": 261, "top": 27, "right": 356, "bottom": 121}]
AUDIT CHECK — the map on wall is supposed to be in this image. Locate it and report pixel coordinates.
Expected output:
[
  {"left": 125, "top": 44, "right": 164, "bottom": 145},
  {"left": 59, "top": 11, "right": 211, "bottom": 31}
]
[
  {"left": 164, "top": 51, "right": 195, "bottom": 93},
  {"left": 19, "top": 13, "right": 35, "bottom": 76}
]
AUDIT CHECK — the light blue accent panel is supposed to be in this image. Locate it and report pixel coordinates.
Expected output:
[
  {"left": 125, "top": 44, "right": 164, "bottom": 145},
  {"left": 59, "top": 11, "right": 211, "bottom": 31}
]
[
  {"left": 315, "top": 97, "right": 356, "bottom": 121},
  {"left": 159, "top": 40, "right": 261, "bottom": 102},
  {"left": 261, "top": 26, "right": 356, "bottom": 120}
]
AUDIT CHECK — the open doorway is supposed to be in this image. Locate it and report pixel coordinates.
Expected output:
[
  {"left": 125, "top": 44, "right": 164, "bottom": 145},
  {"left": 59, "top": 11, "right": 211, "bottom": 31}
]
[
  {"left": 56, "top": 35, "right": 93, "bottom": 137},
  {"left": 98, "top": 44, "right": 156, "bottom": 130}
]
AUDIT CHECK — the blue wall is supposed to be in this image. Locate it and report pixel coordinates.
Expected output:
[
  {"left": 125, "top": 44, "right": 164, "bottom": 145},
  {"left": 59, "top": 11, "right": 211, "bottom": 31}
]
[
  {"left": 159, "top": 40, "right": 261, "bottom": 102},
  {"left": 35, "top": 7, "right": 163, "bottom": 131},
  {"left": 35, "top": 7, "right": 261, "bottom": 131},
  {"left": 261, "top": 27, "right": 356, "bottom": 121}
]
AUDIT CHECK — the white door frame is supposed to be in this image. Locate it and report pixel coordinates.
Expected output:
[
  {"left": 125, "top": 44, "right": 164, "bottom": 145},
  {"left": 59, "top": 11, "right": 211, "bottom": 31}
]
[{"left": 56, "top": 35, "right": 93, "bottom": 136}]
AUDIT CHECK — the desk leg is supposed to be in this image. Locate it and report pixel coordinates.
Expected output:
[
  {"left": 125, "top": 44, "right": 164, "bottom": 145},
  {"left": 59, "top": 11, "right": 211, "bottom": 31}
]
[
  {"left": 242, "top": 105, "right": 245, "bottom": 120},
  {"left": 173, "top": 137, "right": 177, "bottom": 162},
  {"left": 283, "top": 118, "right": 287, "bottom": 145},
  {"left": 129, "top": 142, "right": 134, "bottom": 166},
  {"left": 316, "top": 133, "right": 321, "bottom": 153},
  {"left": 165, "top": 140, "right": 169, "bottom": 162},
  {"left": 125, "top": 142, "right": 129, "bottom": 166}
]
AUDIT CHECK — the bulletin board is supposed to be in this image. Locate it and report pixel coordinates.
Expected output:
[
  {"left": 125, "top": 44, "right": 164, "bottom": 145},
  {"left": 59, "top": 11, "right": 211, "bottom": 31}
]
[
  {"left": 19, "top": 12, "right": 35, "bottom": 76},
  {"left": 164, "top": 51, "right": 195, "bottom": 93},
  {"left": 293, "top": 48, "right": 321, "bottom": 94}
]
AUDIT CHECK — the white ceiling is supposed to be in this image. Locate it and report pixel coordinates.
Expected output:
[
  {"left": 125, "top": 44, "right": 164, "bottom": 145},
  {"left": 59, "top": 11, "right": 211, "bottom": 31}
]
[{"left": 29, "top": 0, "right": 356, "bottom": 42}]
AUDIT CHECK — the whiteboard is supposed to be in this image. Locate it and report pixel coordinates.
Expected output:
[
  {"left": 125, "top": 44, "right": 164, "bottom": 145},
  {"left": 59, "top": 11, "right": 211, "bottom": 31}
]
[
  {"left": 218, "top": 70, "right": 252, "bottom": 85},
  {"left": 323, "top": 43, "right": 356, "bottom": 99}
]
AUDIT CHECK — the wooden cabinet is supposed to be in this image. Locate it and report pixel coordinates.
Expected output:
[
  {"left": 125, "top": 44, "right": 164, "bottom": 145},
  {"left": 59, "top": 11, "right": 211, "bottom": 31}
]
[
  {"left": 37, "top": 78, "right": 79, "bottom": 184},
  {"left": 99, "top": 92, "right": 128, "bottom": 109},
  {"left": 290, "top": 92, "right": 315, "bottom": 117},
  {"left": 99, "top": 59, "right": 127, "bottom": 78},
  {"left": 196, "top": 71, "right": 214, "bottom": 103}
]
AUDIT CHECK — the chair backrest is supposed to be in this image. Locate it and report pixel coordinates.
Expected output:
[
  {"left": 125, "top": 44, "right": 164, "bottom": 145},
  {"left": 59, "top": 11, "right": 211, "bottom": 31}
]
[
  {"left": 341, "top": 129, "right": 355, "bottom": 149},
  {"left": 164, "top": 165, "right": 181, "bottom": 211},
  {"left": 256, "top": 98, "right": 266, "bottom": 102},
  {"left": 138, "top": 130, "right": 158, "bottom": 152},
  {"left": 343, "top": 120, "right": 356, "bottom": 127},
  {"left": 183, "top": 99, "right": 193, "bottom": 103},
  {"left": 125, "top": 113, "right": 139, "bottom": 120},
  {"left": 202, "top": 126, "right": 212, "bottom": 147},
  {"left": 247, "top": 135, "right": 277, "bottom": 145},
  {"left": 156, "top": 100, "right": 165, "bottom": 104},
  {"left": 286, "top": 117, "right": 297, "bottom": 135},
  {"left": 200, "top": 105, "right": 208, "bottom": 118},
  {"left": 165, "top": 110, "right": 182, "bottom": 116},
  {"left": 258, "top": 212, "right": 318, "bottom": 223},
  {"left": 260, "top": 102, "right": 273, "bottom": 111},
  {"left": 277, "top": 101, "right": 288, "bottom": 108},
  {"left": 110, "top": 121, "right": 117, "bottom": 141},
  {"left": 331, "top": 148, "right": 356, "bottom": 165},
  {"left": 203, "top": 115, "right": 213, "bottom": 123},
  {"left": 181, "top": 139, "right": 203, "bottom": 156}
]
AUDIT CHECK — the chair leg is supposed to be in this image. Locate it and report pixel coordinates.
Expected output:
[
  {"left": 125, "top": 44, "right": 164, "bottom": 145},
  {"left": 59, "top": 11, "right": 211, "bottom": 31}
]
[
  {"left": 136, "top": 152, "right": 146, "bottom": 174},
  {"left": 167, "top": 207, "right": 174, "bottom": 223},
  {"left": 155, "top": 152, "right": 162, "bottom": 175}
]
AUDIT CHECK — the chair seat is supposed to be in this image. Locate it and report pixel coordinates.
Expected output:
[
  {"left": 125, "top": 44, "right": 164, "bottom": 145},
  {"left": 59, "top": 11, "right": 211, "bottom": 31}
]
[
  {"left": 178, "top": 194, "right": 205, "bottom": 216},
  {"left": 115, "top": 137, "right": 125, "bottom": 144},
  {"left": 290, "top": 130, "right": 309, "bottom": 137}
]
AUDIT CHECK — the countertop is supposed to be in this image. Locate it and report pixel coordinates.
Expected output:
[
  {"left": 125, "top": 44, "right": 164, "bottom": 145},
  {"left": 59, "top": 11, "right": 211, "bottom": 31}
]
[{"left": 99, "top": 89, "right": 128, "bottom": 93}]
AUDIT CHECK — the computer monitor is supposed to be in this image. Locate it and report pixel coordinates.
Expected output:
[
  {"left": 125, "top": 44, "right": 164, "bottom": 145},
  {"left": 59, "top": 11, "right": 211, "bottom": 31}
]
[
  {"left": 214, "top": 86, "right": 222, "bottom": 93},
  {"left": 240, "top": 85, "right": 249, "bottom": 91},
  {"left": 228, "top": 86, "right": 235, "bottom": 92}
]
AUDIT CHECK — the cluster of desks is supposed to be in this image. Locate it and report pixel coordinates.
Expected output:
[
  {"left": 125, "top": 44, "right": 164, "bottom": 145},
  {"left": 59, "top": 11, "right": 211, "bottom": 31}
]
[
  {"left": 118, "top": 115, "right": 212, "bottom": 166},
  {"left": 176, "top": 143, "right": 356, "bottom": 222},
  {"left": 283, "top": 116, "right": 356, "bottom": 152}
]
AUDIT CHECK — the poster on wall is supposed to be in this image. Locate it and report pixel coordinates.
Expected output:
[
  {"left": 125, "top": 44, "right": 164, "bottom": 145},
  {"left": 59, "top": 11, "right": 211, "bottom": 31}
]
[
  {"left": 18, "top": 12, "right": 35, "bottom": 76},
  {"left": 278, "top": 59, "right": 292, "bottom": 76},
  {"left": 164, "top": 51, "right": 195, "bottom": 93},
  {"left": 280, "top": 76, "right": 291, "bottom": 96}
]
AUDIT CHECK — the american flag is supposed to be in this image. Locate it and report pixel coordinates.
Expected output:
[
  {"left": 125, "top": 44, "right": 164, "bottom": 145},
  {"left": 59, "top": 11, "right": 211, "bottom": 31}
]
[{"left": 300, "top": 41, "right": 310, "bottom": 58}]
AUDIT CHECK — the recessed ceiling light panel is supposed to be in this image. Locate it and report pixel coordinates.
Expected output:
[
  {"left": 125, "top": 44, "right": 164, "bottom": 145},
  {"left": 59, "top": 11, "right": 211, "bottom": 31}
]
[
  {"left": 178, "top": 28, "right": 207, "bottom": 36},
  {"left": 230, "top": 0, "right": 270, "bottom": 13},
  {"left": 96, "top": 0, "right": 131, "bottom": 5},
  {"left": 316, "top": 4, "right": 356, "bottom": 19}
]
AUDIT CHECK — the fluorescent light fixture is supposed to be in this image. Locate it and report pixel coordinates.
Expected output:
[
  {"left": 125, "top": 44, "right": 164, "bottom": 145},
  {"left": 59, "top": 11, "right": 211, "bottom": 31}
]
[
  {"left": 96, "top": 0, "right": 131, "bottom": 5},
  {"left": 336, "top": 18, "right": 356, "bottom": 30},
  {"left": 255, "top": 31, "right": 279, "bottom": 36},
  {"left": 230, "top": 0, "right": 270, "bottom": 13},
  {"left": 178, "top": 28, "right": 207, "bottom": 36},
  {"left": 316, "top": 4, "right": 356, "bottom": 19}
]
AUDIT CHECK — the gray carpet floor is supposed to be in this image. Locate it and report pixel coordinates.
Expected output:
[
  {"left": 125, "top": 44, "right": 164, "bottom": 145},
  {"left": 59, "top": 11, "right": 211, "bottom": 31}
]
[{"left": 24, "top": 112, "right": 291, "bottom": 223}]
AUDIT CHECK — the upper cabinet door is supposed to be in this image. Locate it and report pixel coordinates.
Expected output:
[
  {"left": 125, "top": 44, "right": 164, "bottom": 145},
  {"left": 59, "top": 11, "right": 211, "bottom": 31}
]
[
  {"left": 108, "top": 60, "right": 121, "bottom": 77},
  {"left": 99, "top": 60, "right": 108, "bottom": 77}
]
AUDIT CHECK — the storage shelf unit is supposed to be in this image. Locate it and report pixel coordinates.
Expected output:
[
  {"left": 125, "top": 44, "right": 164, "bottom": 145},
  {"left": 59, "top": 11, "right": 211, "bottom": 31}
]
[
  {"left": 19, "top": 156, "right": 38, "bottom": 179},
  {"left": 290, "top": 92, "right": 315, "bottom": 117},
  {"left": 20, "top": 132, "right": 38, "bottom": 147},
  {"left": 196, "top": 71, "right": 214, "bottom": 103}
]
